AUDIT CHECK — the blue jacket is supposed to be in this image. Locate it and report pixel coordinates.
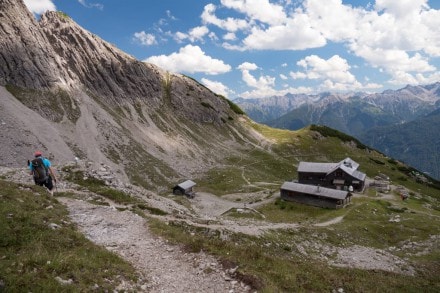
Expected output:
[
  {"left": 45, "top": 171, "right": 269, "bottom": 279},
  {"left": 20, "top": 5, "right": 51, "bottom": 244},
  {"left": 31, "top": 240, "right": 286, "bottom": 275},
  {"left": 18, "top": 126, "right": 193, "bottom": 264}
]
[{"left": 29, "top": 157, "right": 51, "bottom": 171}]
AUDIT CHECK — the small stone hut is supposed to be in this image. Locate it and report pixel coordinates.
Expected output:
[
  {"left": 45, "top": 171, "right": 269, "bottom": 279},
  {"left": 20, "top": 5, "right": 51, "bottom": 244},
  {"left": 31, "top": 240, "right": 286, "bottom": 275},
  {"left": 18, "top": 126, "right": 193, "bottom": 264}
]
[{"left": 173, "top": 180, "right": 196, "bottom": 198}]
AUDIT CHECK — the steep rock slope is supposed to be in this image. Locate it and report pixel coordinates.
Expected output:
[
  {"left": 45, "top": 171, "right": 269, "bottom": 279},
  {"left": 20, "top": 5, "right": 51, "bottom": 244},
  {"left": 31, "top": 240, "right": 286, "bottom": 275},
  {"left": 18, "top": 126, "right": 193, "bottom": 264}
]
[
  {"left": 0, "top": 0, "right": 259, "bottom": 191},
  {"left": 0, "top": 0, "right": 68, "bottom": 88}
]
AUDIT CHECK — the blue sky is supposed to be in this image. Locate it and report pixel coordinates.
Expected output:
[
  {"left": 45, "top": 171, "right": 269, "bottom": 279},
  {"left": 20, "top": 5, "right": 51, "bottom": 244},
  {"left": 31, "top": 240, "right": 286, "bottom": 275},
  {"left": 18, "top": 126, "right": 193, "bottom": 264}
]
[{"left": 24, "top": 0, "right": 440, "bottom": 99}]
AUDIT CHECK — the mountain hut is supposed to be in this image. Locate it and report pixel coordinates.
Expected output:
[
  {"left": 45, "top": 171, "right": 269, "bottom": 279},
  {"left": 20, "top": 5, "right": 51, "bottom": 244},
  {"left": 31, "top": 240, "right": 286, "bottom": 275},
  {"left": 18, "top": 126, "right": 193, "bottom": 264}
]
[
  {"left": 280, "top": 181, "right": 352, "bottom": 209},
  {"left": 297, "top": 157, "right": 366, "bottom": 192}
]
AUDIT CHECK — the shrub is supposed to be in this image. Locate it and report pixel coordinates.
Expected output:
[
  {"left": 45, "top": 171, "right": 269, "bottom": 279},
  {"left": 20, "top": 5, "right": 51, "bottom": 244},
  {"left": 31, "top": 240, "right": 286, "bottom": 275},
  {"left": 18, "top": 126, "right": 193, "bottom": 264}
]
[
  {"left": 310, "top": 124, "right": 367, "bottom": 149},
  {"left": 369, "top": 158, "right": 385, "bottom": 165},
  {"left": 217, "top": 94, "right": 246, "bottom": 115}
]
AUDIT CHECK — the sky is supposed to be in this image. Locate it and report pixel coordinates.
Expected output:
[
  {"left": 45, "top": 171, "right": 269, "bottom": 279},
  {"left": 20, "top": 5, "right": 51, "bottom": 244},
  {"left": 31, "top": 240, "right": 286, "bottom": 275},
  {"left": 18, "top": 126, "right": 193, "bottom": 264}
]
[{"left": 23, "top": 0, "right": 440, "bottom": 100}]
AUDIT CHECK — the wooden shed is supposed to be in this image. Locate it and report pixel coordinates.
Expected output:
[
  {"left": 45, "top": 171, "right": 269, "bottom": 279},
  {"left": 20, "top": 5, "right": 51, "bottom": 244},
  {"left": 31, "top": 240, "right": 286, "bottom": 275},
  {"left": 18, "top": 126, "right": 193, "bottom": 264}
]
[
  {"left": 173, "top": 180, "right": 196, "bottom": 198},
  {"left": 280, "top": 181, "right": 352, "bottom": 209}
]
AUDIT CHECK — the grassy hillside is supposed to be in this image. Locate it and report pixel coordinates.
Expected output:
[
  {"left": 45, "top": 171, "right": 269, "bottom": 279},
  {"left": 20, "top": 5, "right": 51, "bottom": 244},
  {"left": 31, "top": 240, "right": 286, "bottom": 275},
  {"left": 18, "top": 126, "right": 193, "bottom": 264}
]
[
  {"left": 151, "top": 123, "right": 440, "bottom": 292},
  {"left": 0, "top": 180, "right": 139, "bottom": 291},
  {"left": 197, "top": 120, "right": 440, "bottom": 198}
]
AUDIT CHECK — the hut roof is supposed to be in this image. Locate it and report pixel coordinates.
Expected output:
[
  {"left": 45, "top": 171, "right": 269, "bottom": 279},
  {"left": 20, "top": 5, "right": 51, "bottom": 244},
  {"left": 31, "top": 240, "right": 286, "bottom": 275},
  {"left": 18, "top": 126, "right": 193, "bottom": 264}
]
[
  {"left": 298, "top": 162, "right": 337, "bottom": 173},
  {"left": 298, "top": 157, "right": 366, "bottom": 181},
  {"left": 177, "top": 180, "right": 196, "bottom": 190},
  {"left": 281, "top": 182, "right": 349, "bottom": 200}
]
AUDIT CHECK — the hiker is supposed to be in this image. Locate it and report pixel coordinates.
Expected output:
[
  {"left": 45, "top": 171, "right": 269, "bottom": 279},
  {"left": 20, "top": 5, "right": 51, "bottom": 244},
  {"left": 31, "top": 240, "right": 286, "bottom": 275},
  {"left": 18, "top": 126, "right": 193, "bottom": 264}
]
[{"left": 29, "top": 151, "right": 57, "bottom": 195}]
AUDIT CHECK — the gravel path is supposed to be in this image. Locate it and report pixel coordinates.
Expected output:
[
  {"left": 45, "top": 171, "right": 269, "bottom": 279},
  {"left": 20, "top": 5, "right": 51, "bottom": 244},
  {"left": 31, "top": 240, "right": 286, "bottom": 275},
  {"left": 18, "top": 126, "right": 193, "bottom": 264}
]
[{"left": 58, "top": 197, "right": 252, "bottom": 293}]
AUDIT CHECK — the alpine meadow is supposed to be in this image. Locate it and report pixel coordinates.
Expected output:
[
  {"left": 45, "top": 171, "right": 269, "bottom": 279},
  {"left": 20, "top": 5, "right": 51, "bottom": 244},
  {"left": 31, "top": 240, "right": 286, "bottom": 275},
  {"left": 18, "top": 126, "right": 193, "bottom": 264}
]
[{"left": 0, "top": 1, "right": 439, "bottom": 292}]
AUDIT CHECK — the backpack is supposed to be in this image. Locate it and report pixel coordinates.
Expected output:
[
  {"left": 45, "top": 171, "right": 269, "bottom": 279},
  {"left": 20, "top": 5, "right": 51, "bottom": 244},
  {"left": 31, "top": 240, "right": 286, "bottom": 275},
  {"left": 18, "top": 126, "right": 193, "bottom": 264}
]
[{"left": 31, "top": 157, "right": 49, "bottom": 183}]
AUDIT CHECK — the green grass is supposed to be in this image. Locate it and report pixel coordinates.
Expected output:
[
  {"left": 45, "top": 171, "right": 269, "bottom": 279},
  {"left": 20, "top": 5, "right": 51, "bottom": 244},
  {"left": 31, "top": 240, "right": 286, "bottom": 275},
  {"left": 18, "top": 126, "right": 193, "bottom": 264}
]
[
  {"left": 0, "top": 180, "right": 138, "bottom": 291},
  {"left": 62, "top": 167, "right": 141, "bottom": 205},
  {"left": 321, "top": 199, "right": 440, "bottom": 249},
  {"left": 148, "top": 213, "right": 440, "bottom": 292},
  {"left": 146, "top": 177, "right": 440, "bottom": 291},
  {"left": 258, "top": 198, "right": 344, "bottom": 224},
  {"left": 197, "top": 150, "right": 296, "bottom": 196},
  {"left": 56, "top": 11, "right": 70, "bottom": 19},
  {"left": 310, "top": 124, "right": 368, "bottom": 150},
  {"left": 136, "top": 203, "right": 168, "bottom": 216},
  {"left": 218, "top": 95, "right": 246, "bottom": 115}
]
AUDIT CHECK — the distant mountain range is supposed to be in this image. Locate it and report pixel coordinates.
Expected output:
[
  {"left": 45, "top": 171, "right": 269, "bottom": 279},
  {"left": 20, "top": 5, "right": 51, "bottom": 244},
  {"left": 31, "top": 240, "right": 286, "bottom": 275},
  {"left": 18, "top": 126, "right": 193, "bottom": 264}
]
[{"left": 235, "top": 83, "right": 440, "bottom": 179}]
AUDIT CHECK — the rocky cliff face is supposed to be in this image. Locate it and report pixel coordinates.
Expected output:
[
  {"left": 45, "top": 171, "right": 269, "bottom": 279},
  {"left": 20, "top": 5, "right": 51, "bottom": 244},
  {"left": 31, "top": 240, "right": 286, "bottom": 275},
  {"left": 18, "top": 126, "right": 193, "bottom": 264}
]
[
  {"left": 0, "top": 0, "right": 258, "bottom": 191},
  {"left": 0, "top": 0, "right": 67, "bottom": 88}
]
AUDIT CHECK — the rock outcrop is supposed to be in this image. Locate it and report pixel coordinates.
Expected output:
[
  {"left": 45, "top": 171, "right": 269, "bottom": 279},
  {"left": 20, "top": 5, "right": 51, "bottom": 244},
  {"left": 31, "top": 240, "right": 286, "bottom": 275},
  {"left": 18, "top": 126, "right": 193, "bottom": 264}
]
[{"left": 0, "top": 0, "right": 66, "bottom": 88}]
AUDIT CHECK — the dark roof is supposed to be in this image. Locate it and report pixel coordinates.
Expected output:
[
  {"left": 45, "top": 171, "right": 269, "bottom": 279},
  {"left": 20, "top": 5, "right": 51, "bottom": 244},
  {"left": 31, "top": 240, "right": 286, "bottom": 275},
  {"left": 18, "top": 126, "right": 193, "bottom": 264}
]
[
  {"left": 281, "top": 182, "right": 349, "bottom": 200},
  {"left": 298, "top": 161, "right": 337, "bottom": 173},
  {"left": 176, "top": 180, "right": 196, "bottom": 190},
  {"left": 298, "top": 157, "right": 366, "bottom": 181}
]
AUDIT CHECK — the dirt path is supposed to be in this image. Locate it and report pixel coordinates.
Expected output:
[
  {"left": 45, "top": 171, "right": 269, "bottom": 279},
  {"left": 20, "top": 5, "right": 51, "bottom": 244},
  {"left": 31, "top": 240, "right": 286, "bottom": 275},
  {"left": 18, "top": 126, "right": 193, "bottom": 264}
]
[
  {"left": 314, "top": 216, "right": 344, "bottom": 227},
  {"left": 58, "top": 197, "right": 252, "bottom": 293}
]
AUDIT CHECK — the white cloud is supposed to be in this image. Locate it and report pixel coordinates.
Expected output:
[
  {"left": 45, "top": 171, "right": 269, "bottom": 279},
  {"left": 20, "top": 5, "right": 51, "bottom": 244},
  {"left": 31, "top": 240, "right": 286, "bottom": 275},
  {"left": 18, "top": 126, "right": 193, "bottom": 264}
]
[
  {"left": 23, "top": 0, "right": 56, "bottom": 14},
  {"left": 421, "top": 9, "right": 440, "bottom": 56},
  {"left": 237, "top": 62, "right": 276, "bottom": 96},
  {"left": 221, "top": 0, "right": 287, "bottom": 25},
  {"left": 223, "top": 32, "right": 237, "bottom": 41},
  {"left": 279, "top": 74, "right": 288, "bottom": 80},
  {"left": 173, "top": 26, "right": 209, "bottom": 43},
  {"left": 289, "top": 54, "right": 384, "bottom": 92},
  {"left": 145, "top": 45, "right": 231, "bottom": 75},
  {"left": 242, "top": 71, "right": 275, "bottom": 88},
  {"left": 290, "top": 71, "right": 307, "bottom": 79},
  {"left": 388, "top": 70, "right": 440, "bottom": 85},
  {"left": 242, "top": 14, "right": 326, "bottom": 50},
  {"left": 239, "top": 87, "right": 281, "bottom": 99},
  {"left": 237, "top": 62, "right": 258, "bottom": 71},
  {"left": 133, "top": 31, "right": 157, "bottom": 46},
  {"left": 208, "top": 32, "right": 219, "bottom": 41},
  {"left": 292, "top": 55, "right": 357, "bottom": 84},
  {"left": 206, "top": 0, "right": 439, "bottom": 89},
  {"left": 352, "top": 47, "right": 435, "bottom": 73},
  {"left": 303, "top": 0, "right": 440, "bottom": 82},
  {"left": 78, "top": 0, "right": 103, "bottom": 10},
  {"left": 201, "top": 78, "right": 233, "bottom": 97},
  {"left": 188, "top": 26, "right": 209, "bottom": 42},
  {"left": 375, "top": 0, "right": 429, "bottom": 18},
  {"left": 305, "top": 0, "right": 361, "bottom": 42},
  {"left": 174, "top": 31, "right": 188, "bottom": 43},
  {"left": 235, "top": 62, "right": 316, "bottom": 98},
  {"left": 201, "top": 4, "right": 250, "bottom": 32}
]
